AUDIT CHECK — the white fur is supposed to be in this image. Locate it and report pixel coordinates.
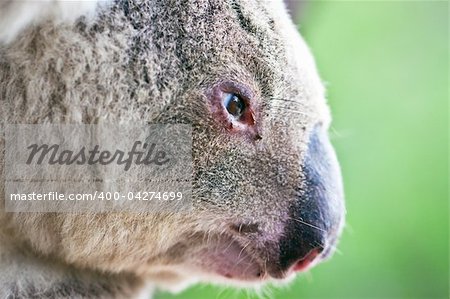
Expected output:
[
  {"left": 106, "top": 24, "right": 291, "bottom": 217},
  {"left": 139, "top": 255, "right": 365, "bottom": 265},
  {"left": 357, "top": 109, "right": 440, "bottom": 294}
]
[{"left": 0, "top": 0, "right": 108, "bottom": 44}]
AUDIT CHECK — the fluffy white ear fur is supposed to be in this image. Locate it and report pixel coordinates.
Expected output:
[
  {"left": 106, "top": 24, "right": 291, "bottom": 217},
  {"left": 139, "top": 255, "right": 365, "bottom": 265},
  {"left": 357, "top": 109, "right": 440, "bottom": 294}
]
[{"left": 0, "top": 0, "right": 109, "bottom": 43}]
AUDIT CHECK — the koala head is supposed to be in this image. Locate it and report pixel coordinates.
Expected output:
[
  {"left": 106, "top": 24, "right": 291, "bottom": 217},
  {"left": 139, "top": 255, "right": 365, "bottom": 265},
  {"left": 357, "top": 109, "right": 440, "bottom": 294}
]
[{"left": 0, "top": 0, "right": 345, "bottom": 293}]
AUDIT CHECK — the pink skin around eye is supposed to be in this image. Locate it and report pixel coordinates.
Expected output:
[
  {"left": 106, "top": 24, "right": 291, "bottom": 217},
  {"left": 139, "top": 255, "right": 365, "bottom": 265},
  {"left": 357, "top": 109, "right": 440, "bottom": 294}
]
[{"left": 207, "top": 81, "right": 261, "bottom": 141}]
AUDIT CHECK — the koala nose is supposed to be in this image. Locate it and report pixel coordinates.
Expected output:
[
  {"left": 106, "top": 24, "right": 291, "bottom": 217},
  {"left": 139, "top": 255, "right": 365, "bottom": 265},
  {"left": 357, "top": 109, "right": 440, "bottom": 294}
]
[{"left": 277, "top": 126, "right": 345, "bottom": 274}]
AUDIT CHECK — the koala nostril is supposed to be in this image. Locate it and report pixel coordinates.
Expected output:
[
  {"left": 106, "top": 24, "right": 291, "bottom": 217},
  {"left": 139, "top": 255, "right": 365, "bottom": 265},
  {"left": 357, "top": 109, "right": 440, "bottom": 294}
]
[{"left": 292, "top": 247, "right": 322, "bottom": 272}]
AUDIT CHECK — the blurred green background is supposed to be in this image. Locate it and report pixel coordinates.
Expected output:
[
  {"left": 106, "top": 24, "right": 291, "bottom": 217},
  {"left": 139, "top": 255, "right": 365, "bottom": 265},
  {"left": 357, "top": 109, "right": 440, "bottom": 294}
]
[{"left": 156, "top": 1, "right": 449, "bottom": 298}]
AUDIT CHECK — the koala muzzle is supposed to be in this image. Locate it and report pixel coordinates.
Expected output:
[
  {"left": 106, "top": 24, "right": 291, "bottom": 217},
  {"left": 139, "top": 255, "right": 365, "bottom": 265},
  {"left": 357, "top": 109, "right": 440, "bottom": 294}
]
[{"left": 276, "top": 126, "right": 345, "bottom": 276}]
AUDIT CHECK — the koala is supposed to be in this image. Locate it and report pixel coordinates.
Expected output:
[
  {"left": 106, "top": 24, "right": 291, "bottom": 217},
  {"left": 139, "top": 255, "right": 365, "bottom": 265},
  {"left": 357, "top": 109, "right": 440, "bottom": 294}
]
[{"left": 0, "top": 0, "right": 345, "bottom": 298}]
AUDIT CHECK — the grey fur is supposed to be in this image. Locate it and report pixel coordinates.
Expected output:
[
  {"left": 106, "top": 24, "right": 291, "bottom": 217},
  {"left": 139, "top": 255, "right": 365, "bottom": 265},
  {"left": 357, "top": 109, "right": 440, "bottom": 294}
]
[{"left": 0, "top": 0, "right": 345, "bottom": 297}]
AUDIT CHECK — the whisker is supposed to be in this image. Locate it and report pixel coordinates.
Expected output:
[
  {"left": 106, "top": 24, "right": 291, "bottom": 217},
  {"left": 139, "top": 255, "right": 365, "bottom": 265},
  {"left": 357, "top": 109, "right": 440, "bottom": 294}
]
[
  {"left": 330, "top": 245, "right": 343, "bottom": 256},
  {"left": 270, "top": 105, "right": 309, "bottom": 116},
  {"left": 270, "top": 98, "right": 302, "bottom": 104},
  {"left": 237, "top": 241, "right": 251, "bottom": 261},
  {"left": 329, "top": 126, "right": 342, "bottom": 139},
  {"left": 288, "top": 216, "right": 327, "bottom": 233}
]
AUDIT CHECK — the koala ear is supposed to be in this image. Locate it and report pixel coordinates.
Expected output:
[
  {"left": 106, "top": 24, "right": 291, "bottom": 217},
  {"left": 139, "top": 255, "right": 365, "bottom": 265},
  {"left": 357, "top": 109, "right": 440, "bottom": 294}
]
[{"left": 0, "top": 0, "right": 110, "bottom": 44}]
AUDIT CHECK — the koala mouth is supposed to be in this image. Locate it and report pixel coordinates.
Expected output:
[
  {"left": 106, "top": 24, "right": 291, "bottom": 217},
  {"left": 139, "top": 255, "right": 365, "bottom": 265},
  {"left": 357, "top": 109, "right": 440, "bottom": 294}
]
[
  {"left": 190, "top": 234, "right": 324, "bottom": 283},
  {"left": 193, "top": 236, "right": 266, "bottom": 282}
]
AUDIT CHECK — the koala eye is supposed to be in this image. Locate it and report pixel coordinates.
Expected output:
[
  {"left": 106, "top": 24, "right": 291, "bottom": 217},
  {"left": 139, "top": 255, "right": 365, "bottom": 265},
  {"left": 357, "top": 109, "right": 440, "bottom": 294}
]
[
  {"left": 224, "top": 93, "right": 246, "bottom": 118},
  {"left": 207, "top": 81, "right": 260, "bottom": 140}
]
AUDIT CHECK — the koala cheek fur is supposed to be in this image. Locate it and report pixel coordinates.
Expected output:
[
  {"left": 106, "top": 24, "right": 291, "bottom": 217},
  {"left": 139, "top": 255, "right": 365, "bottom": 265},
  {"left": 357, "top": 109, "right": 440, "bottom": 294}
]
[{"left": 0, "top": 0, "right": 345, "bottom": 298}]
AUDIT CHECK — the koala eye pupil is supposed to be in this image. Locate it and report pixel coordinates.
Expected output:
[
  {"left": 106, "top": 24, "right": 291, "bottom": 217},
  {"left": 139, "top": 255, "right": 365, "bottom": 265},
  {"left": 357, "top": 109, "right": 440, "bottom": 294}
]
[{"left": 225, "top": 93, "right": 246, "bottom": 118}]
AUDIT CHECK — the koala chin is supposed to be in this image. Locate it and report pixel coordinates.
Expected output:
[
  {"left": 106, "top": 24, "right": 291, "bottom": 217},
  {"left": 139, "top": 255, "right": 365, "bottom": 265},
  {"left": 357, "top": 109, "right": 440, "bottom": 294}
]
[{"left": 0, "top": 0, "right": 345, "bottom": 298}]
